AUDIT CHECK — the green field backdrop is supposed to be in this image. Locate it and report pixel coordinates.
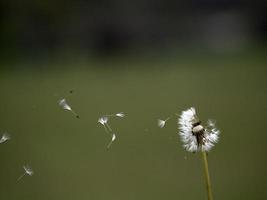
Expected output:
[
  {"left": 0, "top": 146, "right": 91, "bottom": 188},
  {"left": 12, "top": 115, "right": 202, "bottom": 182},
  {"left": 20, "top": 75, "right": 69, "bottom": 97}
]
[{"left": 0, "top": 50, "right": 267, "bottom": 200}]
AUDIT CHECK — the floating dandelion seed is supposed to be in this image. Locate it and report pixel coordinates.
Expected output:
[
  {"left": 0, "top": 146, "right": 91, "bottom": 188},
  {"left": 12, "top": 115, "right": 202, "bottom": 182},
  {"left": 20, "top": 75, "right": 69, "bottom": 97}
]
[
  {"left": 58, "top": 98, "right": 79, "bottom": 118},
  {"left": 107, "top": 133, "right": 116, "bottom": 149},
  {"left": 0, "top": 133, "right": 10, "bottom": 144},
  {"left": 98, "top": 116, "right": 109, "bottom": 133},
  {"left": 158, "top": 119, "right": 166, "bottom": 128},
  {"left": 98, "top": 112, "right": 122, "bottom": 149},
  {"left": 17, "top": 165, "right": 34, "bottom": 181},
  {"left": 98, "top": 116, "right": 108, "bottom": 125},
  {"left": 98, "top": 116, "right": 112, "bottom": 132},
  {"left": 157, "top": 117, "right": 170, "bottom": 128},
  {"left": 178, "top": 107, "right": 220, "bottom": 200},
  {"left": 115, "top": 112, "right": 125, "bottom": 118},
  {"left": 104, "top": 112, "right": 126, "bottom": 118},
  {"left": 58, "top": 99, "right": 71, "bottom": 110}
]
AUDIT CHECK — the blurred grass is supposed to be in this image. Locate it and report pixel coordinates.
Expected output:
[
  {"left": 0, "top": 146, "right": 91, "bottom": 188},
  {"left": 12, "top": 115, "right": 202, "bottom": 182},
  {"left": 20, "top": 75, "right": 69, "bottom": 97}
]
[{"left": 0, "top": 51, "right": 267, "bottom": 200}]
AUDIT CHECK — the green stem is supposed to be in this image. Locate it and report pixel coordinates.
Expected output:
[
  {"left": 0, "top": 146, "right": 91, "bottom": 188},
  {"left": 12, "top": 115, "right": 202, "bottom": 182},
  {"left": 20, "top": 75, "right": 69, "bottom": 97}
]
[{"left": 202, "top": 151, "right": 213, "bottom": 200}]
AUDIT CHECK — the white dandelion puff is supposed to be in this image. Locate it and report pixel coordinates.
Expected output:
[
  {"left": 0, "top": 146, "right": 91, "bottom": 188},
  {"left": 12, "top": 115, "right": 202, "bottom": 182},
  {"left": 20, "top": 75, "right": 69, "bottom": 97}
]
[
  {"left": 178, "top": 108, "right": 219, "bottom": 199},
  {"left": 178, "top": 107, "right": 220, "bottom": 152},
  {"left": 107, "top": 133, "right": 116, "bottom": 149},
  {"left": 0, "top": 133, "right": 11, "bottom": 144},
  {"left": 17, "top": 165, "right": 34, "bottom": 181},
  {"left": 158, "top": 117, "right": 170, "bottom": 128},
  {"left": 58, "top": 98, "right": 79, "bottom": 118}
]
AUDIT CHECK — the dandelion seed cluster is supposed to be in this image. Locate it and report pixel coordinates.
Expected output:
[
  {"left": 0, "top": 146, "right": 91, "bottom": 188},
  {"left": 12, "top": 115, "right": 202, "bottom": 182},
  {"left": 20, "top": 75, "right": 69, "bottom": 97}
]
[
  {"left": 98, "top": 112, "right": 125, "bottom": 149},
  {"left": 1, "top": 85, "right": 222, "bottom": 183},
  {"left": 178, "top": 107, "right": 220, "bottom": 152}
]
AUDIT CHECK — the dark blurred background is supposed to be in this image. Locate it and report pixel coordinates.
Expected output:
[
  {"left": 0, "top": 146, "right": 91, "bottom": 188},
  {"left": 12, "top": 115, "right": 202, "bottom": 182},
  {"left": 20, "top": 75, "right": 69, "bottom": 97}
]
[
  {"left": 0, "top": 1, "right": 267, "bottom": 200},
  {"left": 0, "top": 0, "right": 267, "bottom": 59}
]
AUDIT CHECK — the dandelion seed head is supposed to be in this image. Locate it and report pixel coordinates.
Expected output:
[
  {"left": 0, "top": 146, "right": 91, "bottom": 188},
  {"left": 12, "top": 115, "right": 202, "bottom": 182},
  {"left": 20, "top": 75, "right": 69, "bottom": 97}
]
[
  {"left": 58, "top": 98, "right": 72, "bottom": 111},
  {"left": 0, "top": 133, "right": 11, "bottom": 143},
  {"left": 178, "top": 107, "right": 220, "bottom": 152},
  {"left": 23, "top": 165, "right": 34, "bottom": 176}
]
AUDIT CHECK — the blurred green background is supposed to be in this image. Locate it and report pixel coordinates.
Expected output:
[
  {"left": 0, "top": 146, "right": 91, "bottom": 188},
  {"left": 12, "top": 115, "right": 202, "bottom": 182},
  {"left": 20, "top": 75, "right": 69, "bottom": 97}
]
[
  {"left": 1, "top": 1, "right": 267, "bottom": 199},
  {"left": 0, "top": 50, "right": 267, "bottom": 200}
]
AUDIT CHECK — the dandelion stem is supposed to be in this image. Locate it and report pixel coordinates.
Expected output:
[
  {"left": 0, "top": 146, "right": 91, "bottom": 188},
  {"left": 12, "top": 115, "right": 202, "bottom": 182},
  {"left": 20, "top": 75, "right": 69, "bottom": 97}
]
[
  {"left": 165, "top": 117, "right": 171, "bottom": 121},
  {"left": 71, "top": 110, "right": 79, "bottom": 118},
  {"left": 17, "top": 173, "right": 26, "bottom": 181},
  {"left": 202, "top": 151, "right": 213, "bottom": 200},
  {"left": 103, "top": 125, "right": 109, "bottom": 134},
  {"left": 106, "top": 123, "right": 112, "bottom": 132},
  {"left": 106, "top": 139, "right": 113, "bottom": 149}
]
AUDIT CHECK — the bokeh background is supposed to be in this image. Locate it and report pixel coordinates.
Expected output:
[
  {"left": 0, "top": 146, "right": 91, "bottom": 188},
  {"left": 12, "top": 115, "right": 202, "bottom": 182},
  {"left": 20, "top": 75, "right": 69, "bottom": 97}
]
[{"left": 0, "top": 1, "right": 267, "bottom": 200}]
